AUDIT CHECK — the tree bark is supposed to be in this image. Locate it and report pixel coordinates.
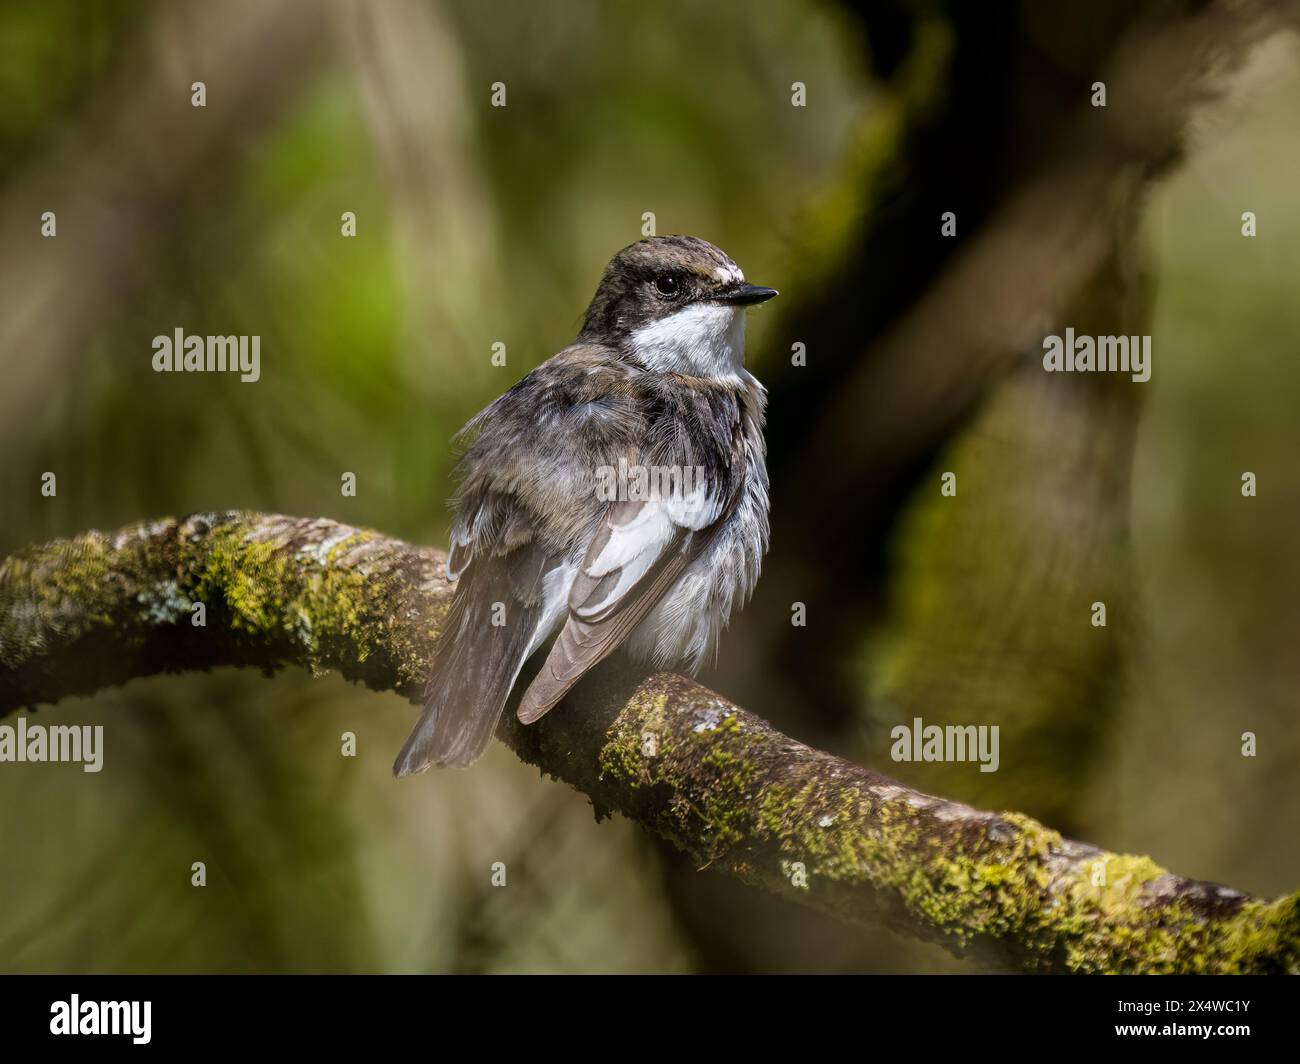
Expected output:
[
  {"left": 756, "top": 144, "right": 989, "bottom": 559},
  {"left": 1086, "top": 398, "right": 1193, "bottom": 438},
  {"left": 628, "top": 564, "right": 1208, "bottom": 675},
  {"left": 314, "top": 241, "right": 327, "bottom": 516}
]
[{"left": 1, "top": 511, "right": 1295, "bottom": 973}]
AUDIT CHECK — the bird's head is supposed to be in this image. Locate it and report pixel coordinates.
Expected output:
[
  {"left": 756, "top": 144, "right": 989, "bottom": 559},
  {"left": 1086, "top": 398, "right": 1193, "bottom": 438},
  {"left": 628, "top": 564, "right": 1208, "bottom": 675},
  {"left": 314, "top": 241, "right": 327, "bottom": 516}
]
[{"left": 579, "top": 235, "right": 777, "bottom": 378}]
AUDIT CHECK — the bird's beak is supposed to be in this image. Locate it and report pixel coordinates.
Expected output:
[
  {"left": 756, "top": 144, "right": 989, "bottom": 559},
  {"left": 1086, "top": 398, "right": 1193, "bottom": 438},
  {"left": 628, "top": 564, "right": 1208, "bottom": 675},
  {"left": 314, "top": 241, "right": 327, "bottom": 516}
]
[{"left": 719, "top": 284, "right": 779, "bottom": 306}]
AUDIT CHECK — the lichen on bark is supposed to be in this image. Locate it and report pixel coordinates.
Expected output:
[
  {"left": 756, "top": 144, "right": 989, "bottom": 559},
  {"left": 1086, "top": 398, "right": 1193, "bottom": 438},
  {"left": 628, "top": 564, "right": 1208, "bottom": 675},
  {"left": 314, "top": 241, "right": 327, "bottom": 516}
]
[{"left": 1, "top": 511, "right": 1296, "bottom": 973}]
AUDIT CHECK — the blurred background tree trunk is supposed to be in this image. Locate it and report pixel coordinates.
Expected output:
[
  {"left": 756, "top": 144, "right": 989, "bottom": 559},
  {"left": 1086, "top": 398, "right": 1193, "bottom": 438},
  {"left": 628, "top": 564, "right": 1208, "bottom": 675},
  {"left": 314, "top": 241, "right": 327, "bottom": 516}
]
[{"left": 678, "top": 0, "right": 1282, "bottom": 972}]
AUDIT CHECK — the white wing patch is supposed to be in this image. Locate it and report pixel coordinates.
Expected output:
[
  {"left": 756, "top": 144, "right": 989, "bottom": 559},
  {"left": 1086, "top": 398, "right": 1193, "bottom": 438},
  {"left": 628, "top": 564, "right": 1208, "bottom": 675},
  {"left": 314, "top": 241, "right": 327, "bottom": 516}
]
[
  {"left": 585, "top": 504, "right": 674, "bottom": 578},
  {"left": 575, "top": 504, "right": 677, "bottom": 619},
  {"left": 523, "top": 562, "right": 579, "bottom": 660},
  {"left": 573, "top": 472, "right": 728, "bottom": 621}
]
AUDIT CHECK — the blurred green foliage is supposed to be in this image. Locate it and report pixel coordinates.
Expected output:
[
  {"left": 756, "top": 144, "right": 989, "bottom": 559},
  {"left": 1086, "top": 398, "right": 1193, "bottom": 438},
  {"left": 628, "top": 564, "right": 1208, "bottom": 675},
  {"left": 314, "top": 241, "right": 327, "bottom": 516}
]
[
  {"left": 1, "top": 0, "right": 1298, "bottom": 973},
  {"left": 0, "top": 0, "right": 866, "bottom": 974}
]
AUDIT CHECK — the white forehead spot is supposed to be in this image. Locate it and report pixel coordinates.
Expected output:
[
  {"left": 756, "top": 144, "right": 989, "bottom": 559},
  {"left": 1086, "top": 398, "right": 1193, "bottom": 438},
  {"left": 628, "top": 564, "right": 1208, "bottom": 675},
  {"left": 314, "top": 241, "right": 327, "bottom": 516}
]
[{"left": 714, "top": 264, "right": 744, "bottom": 285}]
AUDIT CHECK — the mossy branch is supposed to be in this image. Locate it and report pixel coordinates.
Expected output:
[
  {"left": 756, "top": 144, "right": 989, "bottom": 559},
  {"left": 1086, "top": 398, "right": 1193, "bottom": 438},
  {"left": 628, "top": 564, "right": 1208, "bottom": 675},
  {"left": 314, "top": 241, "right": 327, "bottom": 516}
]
[{"left": 1, "top": 511, "right": 1295, "bottom": 973}]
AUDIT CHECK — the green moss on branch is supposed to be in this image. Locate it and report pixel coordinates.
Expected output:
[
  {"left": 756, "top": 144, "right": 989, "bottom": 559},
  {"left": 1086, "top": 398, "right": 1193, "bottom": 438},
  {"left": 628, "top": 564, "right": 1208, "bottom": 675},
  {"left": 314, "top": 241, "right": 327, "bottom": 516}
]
[{"left": 1, "top": 512, "right": 1295, "bottom": 973}]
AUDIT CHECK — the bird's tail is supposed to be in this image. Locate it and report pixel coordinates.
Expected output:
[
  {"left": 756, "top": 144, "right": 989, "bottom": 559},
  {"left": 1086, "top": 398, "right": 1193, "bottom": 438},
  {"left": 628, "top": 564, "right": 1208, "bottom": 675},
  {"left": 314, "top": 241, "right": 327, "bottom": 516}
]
[{"left": 393, "top": 556, "right": 546, "bottom": 775}]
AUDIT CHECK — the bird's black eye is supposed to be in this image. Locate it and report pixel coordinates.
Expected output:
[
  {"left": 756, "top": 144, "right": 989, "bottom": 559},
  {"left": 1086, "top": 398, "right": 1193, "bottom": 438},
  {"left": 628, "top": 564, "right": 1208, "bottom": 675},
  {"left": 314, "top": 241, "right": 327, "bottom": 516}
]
[{"left": 653, "top": 272, "right": 682, "bottom": 298}]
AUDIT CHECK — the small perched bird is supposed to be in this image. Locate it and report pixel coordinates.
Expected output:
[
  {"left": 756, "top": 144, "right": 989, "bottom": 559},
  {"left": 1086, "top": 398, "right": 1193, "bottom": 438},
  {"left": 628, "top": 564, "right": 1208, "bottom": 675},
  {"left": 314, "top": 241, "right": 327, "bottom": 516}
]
[{"left": 394, "top": 235, "right": 776, "bottom": 774}]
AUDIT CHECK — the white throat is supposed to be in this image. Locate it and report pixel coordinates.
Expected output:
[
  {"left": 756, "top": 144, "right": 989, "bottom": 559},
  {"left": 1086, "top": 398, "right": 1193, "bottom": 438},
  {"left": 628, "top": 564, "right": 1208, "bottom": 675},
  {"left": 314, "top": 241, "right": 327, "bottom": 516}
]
[{"left": 628, "top": 303, "right": 747, "bottom": 381}]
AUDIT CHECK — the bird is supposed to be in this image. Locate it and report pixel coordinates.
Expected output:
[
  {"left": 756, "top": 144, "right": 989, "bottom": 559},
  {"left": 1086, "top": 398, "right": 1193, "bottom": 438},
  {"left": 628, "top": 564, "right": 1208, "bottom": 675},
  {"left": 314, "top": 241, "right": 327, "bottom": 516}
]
[{"left": 393, "top": 235, "right": 776, "bottom": 775}]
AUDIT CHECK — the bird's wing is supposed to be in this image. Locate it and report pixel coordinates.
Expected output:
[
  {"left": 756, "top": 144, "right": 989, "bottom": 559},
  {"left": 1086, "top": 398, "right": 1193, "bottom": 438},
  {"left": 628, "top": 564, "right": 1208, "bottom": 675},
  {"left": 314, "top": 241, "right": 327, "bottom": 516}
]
[
  {"left": 395, "top": 344, "right": 642, "bottom": 773},
  {"left": 516, "top": 487, "right": 736, "bottom": 725},
  {"left": 393, "top": 524, "right": 566, "bottom": 774}
]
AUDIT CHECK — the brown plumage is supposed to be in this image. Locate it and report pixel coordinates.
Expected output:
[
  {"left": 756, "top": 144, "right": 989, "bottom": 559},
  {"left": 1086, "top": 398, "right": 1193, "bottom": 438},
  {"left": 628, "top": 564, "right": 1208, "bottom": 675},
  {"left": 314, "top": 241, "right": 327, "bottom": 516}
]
[{"left": 394, "top": 236, "right": 775, "bottom": 775}]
